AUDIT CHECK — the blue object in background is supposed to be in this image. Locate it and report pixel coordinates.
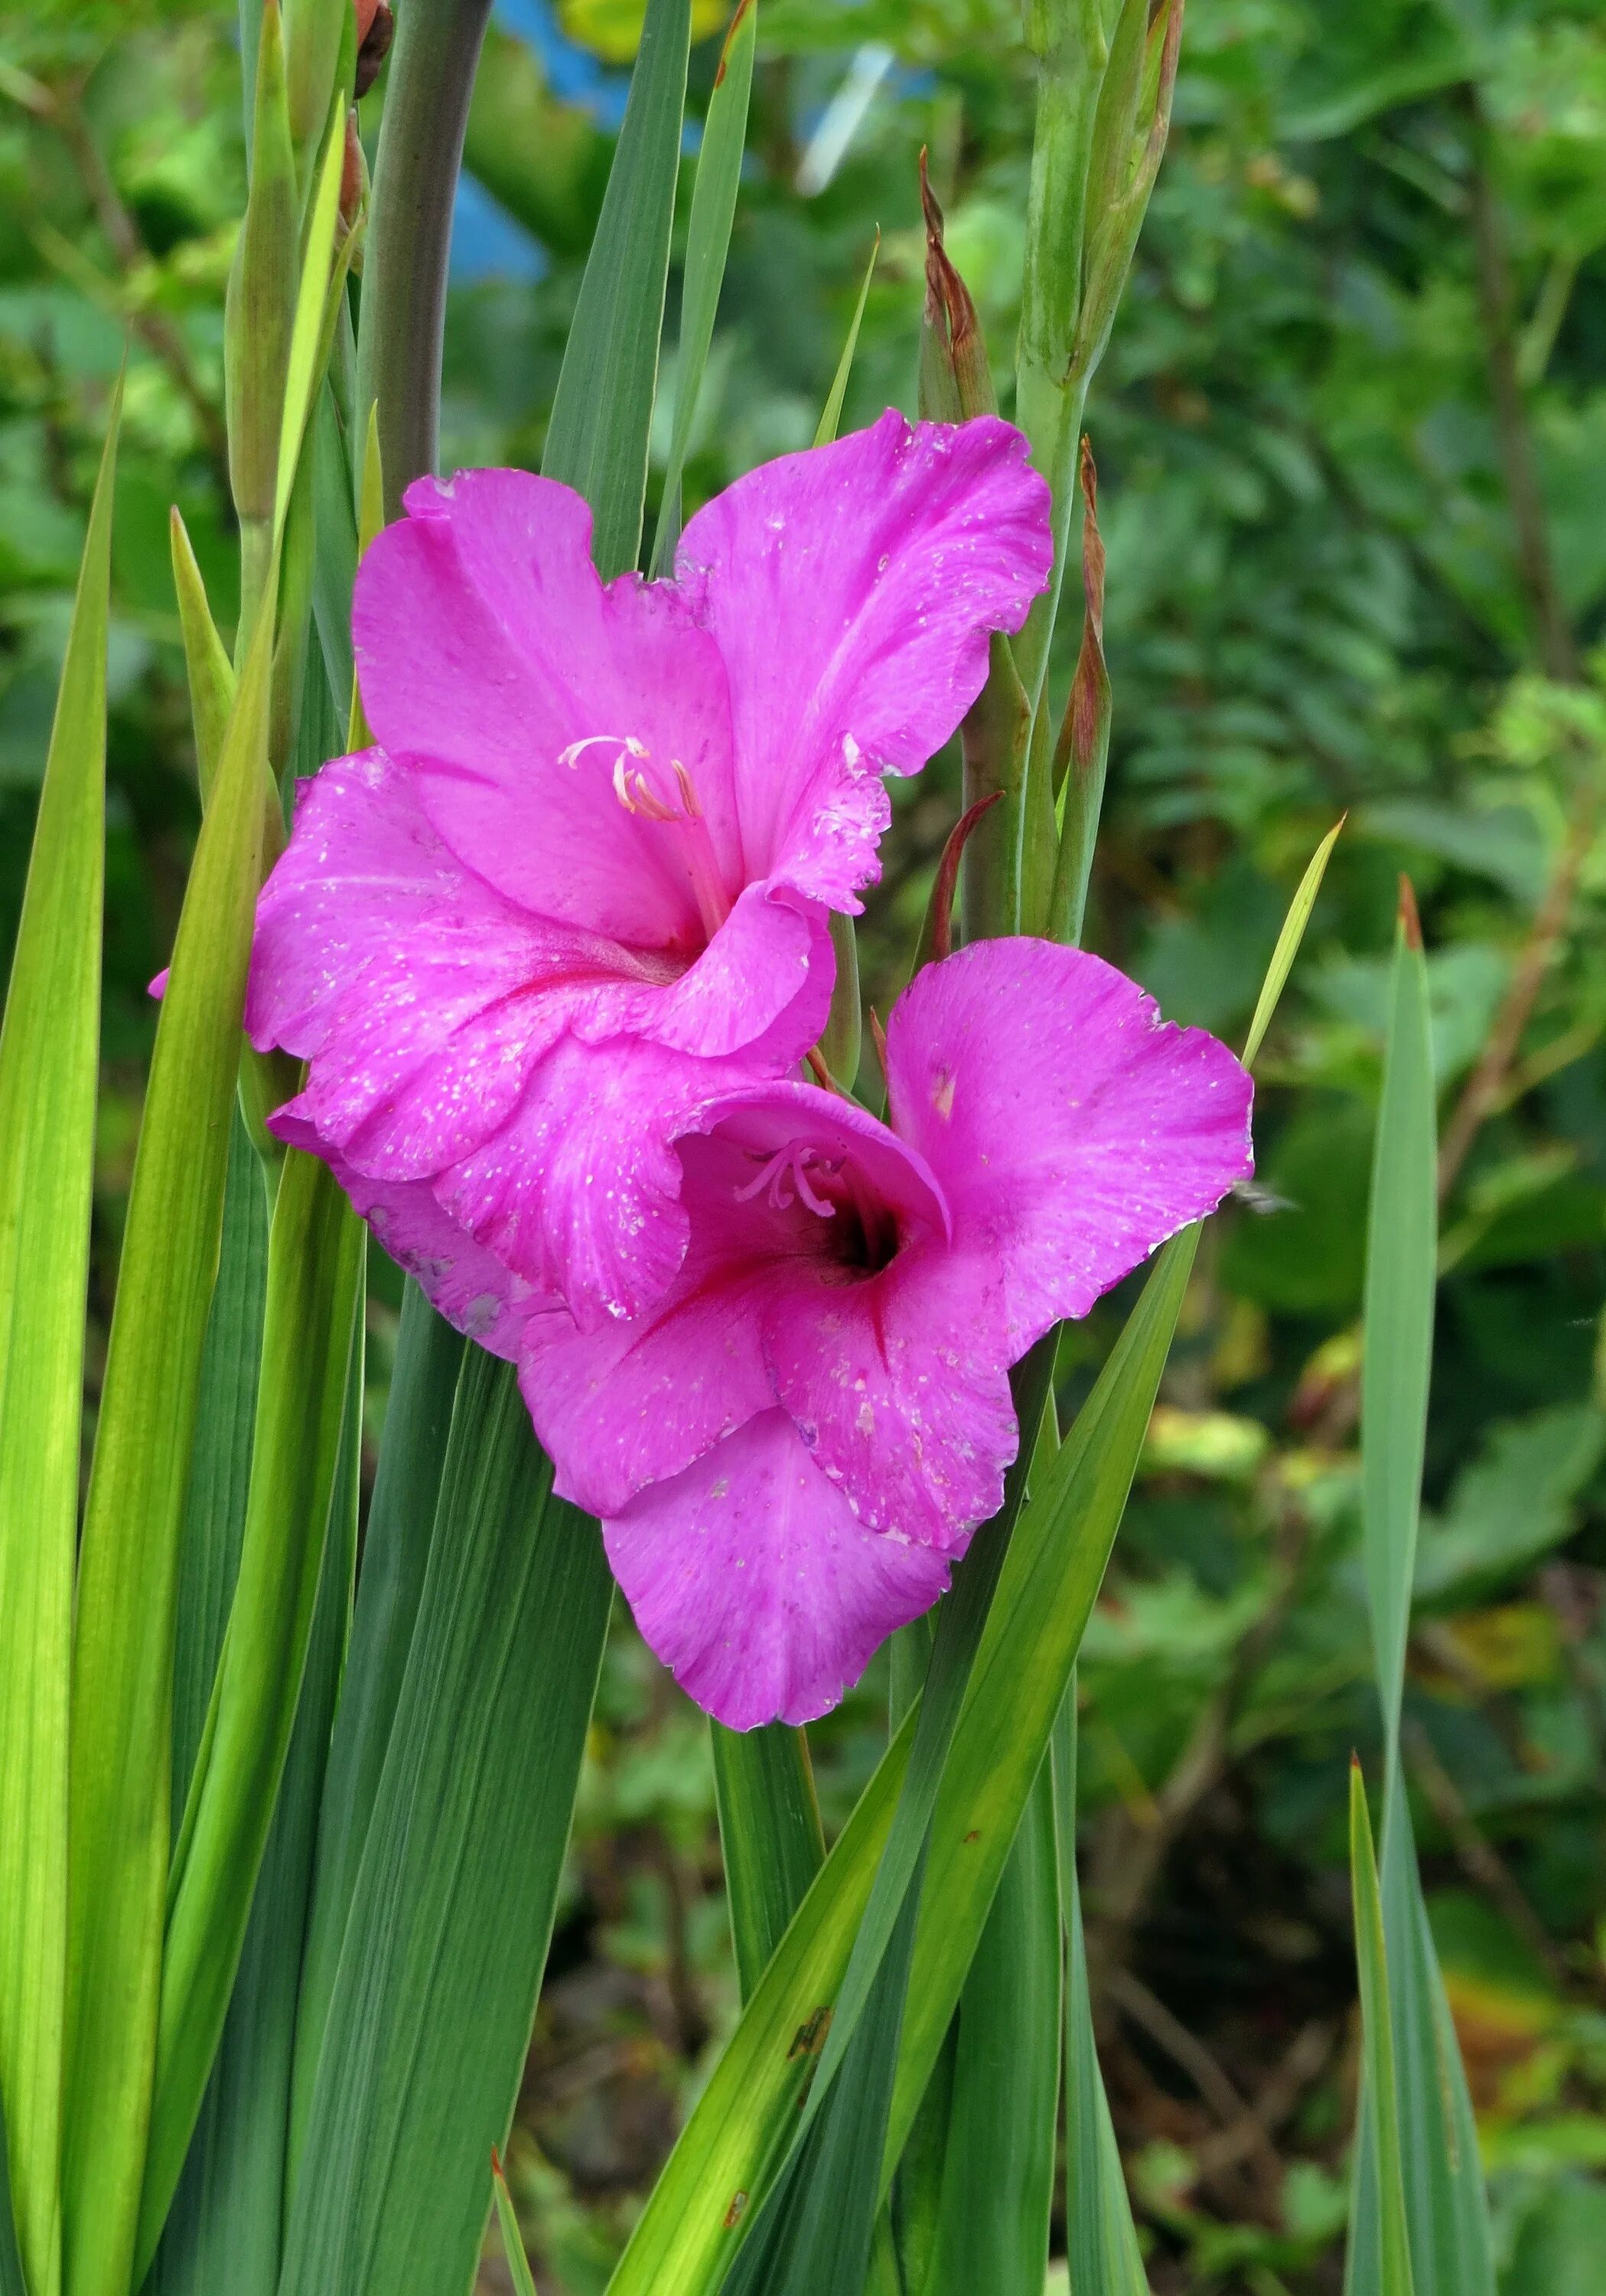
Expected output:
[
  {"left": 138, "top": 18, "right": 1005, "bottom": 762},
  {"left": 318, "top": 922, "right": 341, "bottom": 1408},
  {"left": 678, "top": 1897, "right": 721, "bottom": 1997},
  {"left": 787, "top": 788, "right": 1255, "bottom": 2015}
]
[{"left": 449, "top": 171, "right": 549, "bottom": 284}]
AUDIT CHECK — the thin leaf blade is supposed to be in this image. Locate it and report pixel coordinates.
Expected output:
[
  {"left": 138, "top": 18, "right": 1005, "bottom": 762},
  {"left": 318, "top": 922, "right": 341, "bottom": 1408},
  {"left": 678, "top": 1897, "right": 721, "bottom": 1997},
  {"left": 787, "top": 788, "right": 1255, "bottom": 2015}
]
[
  {"left": 277, "top": 1355, "right": 613, "bottom": 2296},
  {"left": 813, "top": 230, "right": 881, "bottom": 448},
  {"left": 542, "top": 0, "right": 692, "bottom": 578},
  {"left": 0, "top": 388, "right": 119, "bottom": 2296},
  {"left": 650, "top": 0, "right": 757, "bottom": 572},
  {"left": 62, "top": 585, "right": 274, "bottom": 2296},
  {"left": 1349, "top": 1766, "right": 1416, "bottom": 2296},
  {"left": 138, "top": 1151, "right": 365, "bottom": 2269}
]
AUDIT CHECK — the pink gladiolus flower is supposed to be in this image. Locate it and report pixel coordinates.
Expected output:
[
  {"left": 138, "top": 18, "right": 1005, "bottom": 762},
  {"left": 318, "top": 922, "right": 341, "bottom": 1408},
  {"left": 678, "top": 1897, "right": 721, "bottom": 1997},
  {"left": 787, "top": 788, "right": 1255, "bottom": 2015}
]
[
  {"left": 516, "top": 939, "right": 1255, "bottom": 1730},
  {"left": 246, "top": 413, "right": 1052, "bottom": 1326}
]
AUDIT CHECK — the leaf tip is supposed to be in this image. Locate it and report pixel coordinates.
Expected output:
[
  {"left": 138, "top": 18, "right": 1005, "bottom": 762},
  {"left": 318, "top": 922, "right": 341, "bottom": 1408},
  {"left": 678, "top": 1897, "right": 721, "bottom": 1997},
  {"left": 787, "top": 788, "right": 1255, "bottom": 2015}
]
[
  {"left": 1398, "top": 872, "right": 1422, "bottom": 951},
  {"left": 714, "top": 0, "right": 755, "bottom": 86}
]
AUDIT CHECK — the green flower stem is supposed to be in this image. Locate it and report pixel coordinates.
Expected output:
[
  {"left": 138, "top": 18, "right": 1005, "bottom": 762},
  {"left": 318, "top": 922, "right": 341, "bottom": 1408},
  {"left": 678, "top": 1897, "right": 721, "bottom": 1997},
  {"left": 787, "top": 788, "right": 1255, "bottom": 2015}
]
[{"left": 355, "top": 0, "right": 494, "bottom": 515}]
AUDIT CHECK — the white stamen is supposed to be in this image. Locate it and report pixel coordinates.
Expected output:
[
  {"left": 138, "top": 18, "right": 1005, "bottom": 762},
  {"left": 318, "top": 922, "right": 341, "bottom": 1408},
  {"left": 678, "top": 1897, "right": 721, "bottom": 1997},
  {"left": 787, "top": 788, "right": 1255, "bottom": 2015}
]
[
  {"left": 735, "top": 1144, "right": 839, "bottom": 1219},
  {"left": 559, "top": 732, "right": 648, "bottom": 770}
]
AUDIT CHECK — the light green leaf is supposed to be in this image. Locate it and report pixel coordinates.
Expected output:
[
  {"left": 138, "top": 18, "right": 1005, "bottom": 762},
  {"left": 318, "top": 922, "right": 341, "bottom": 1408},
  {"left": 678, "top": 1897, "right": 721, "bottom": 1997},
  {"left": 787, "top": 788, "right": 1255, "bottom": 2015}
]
[
  {"left": 277, "top": 1354, "right": 613, "bottom": 2296},
  {"left": 138, "top": 1150, "right": 365, "bottom": 2272},
  {"left": 544, "top": 0, "right": 692, "bottom": 577},
  {"left": 168, "top": 508, "right": 236, "bottom": 801},
  {"left": 490, "top": 2151, "right": 540, "bottom": 2296},
  {"left": 62, "top": 584, "right": 274, "bottom": 2296},
  {"left": 722, "top": 1891, "right": 924, "bottom": 2296},
  {"left": 651, "top": 0, "right": 757, "bottom": 572},
  {"left": 0, "top": 388, "right": 118, "bottom": 2296},
  {"left": 1241, "top": 817, "right": 1344, "bottom": 1070},
  {"left": 274, "top": 95, "right": 347, "bottom": 543},
  {"left": 814, "top": 230, "right": 881, "bottom": 448}
]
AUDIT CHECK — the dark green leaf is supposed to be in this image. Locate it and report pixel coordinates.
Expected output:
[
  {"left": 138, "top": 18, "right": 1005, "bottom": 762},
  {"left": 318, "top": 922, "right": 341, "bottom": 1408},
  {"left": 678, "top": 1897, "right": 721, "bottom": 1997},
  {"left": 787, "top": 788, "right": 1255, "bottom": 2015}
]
[
  {"left": 278, "top": 1352, "right": 612, "bottom": 2296},
  {"left": 287, "top": 1281, "right": 467, "bottom": 2177},
  {"left": 1053, "top": 1691, "right": 1148, "bottom": 2296},
  {"left": 140, "top": 1152, "right": 365, "bottom": 2268},
  {"left": 711, "top": 1725, "right": 824, "bottom": 2003},
  {"left": 146, "top": 1323, "right": 363, "bottom": 2296},
  {"left": 168, "top": 1114, "right": 269, "bottom": 1833},
  {"left": 923, "top": 1766, "right": 1059, "bottom": 2295}
]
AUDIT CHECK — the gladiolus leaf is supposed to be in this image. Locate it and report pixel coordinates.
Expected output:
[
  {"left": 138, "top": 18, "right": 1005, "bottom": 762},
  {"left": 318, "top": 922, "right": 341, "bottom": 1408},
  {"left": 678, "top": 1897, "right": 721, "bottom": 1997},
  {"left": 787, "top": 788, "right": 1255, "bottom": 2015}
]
[
  {"left": 62, "top": 559, "right": 273, "bottom": 2296},
  {"left": 814, "top": 229, "right": 881, "bottom": 448},
  {"left": 0, "top": 383, "right": 118, "bottom": 2296},
  {"left": 490, "top": 2151, "right": 540, "bottom": 2296},
  {"left": 1349, "top": 1766, "right": 1417, "bottom": 2296},
  {"left": 544, "top": 0, "right": 691, "bottom": 577},
  {"left": 138, "top": 1150, "right": 365, "bottom": 2271},
  {"left": 277, "top": 1353, "right": 612, "bottom": 2296},
  {"left": 651, "top": 0, "right": 757, "bottom": 573},
  {"left": 1346, "top": 888, "right": 1494, "bottom": 2296}
]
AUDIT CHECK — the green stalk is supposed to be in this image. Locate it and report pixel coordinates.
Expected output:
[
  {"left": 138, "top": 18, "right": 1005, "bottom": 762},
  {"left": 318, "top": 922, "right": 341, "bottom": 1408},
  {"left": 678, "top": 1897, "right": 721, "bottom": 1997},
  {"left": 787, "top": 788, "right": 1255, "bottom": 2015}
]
[{"left": 354, "top": 0, "right": 494, "bottom": 519}]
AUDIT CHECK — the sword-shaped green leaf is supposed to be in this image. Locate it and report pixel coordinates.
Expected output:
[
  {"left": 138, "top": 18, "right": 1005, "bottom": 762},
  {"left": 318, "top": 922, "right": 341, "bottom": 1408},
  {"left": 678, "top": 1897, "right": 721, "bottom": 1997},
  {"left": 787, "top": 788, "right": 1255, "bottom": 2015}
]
[
  {"left": 147, "top": 1327, "right": 362, "bottom": 2296},
  {"left": 1347, "top": 888, "right": 1494, "bottom": 2296},
  {"left": 651, "top": 0, "right": 756, "bottom": 573},
  {"left": 138, "top": 1150, "right": 365, "bottom": 2270},
  {"left": 813, "top": 230, "right": 881, "bottom": 449},
  {"left": 543, "top": 0, "right": 690, "bottom": 578},
  {"left": 285, "top": 1284, "right": 467, "bottom": 2182},
  {"left": 921, "top": 1766, "right": 1060, "bottom": 2296},
  {"left": 0, "top": 389, "right": 118, "bottom": 2296},
  {"left": 712, "top": 1725, "right": 825, "bottom": 2003},
  {"left": 1349, "top": 1767, "right": 1417, "bottom": 2296},
  {"left": 277, "top": 1353, "right": 613, "bottom": 2296},
  {"left": 1054, "top": 1690, "right": 1148, "bottom": 2296},
  {"left": 490, "top": 2151, "right": 540, "bottom": 2296},
  {"left": 61, "top": 572, "right": 273, "bottom": 2296}
]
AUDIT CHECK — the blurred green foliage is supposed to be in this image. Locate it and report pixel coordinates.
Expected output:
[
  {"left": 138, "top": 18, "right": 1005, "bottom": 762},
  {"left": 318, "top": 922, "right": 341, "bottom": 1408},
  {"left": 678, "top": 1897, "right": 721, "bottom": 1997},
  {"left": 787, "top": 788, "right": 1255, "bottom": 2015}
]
[{"left": 4, "top": 0, "right": 1606, "bottom": 2288}]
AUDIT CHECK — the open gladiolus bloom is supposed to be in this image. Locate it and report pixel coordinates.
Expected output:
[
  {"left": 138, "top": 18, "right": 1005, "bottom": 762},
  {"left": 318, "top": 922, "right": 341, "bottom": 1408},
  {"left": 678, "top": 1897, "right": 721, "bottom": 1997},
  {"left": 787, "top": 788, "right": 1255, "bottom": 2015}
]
[
  {"left": 520, "top": 941, "right": 1252, "bottom": 1724},
  {"left": 246, "top": 412, "right": 1051, "bottom": 1326},
  {"left": 243, "top": 414, "right": 1253, "bottom": 1729}
]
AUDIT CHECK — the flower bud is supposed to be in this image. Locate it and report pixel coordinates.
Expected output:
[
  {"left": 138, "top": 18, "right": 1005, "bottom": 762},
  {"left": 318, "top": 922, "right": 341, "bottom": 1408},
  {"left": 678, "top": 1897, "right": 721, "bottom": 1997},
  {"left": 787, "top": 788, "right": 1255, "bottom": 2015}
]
[
  {"left": 355, "top": 0, "right": 395, "bottom": 98},
  {"left": 917, "top": 150, "right": 995, "bottom": 424}
]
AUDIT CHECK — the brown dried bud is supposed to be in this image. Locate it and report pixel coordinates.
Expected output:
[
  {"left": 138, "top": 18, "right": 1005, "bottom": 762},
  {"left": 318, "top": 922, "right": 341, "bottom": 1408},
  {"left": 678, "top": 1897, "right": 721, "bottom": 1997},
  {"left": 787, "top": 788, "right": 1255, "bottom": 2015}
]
[{"left": 355, "top": 0, "right": 394, "bottom": 98}]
